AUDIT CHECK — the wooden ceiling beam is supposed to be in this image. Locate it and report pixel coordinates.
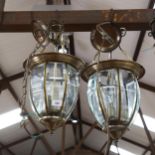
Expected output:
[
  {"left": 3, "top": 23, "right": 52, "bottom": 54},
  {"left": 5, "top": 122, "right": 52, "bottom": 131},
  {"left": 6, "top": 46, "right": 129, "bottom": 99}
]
[
  {"left": 82, "top": 120, "right": 151, "bottom": 151},
  {"left": 0, "top": 119, "right": 150, "bottom": 153},
  {"left": 0, "top": 129, "right": 48, "bottom": 151},
  {"left": 0, "top": 143, "right": 16, "bottom": 155},
  {"left": 133, "top": 30, "right": 146, "bottom": 61},
  {"left": 69, "top": 34, "right": 81, "bottom": 145},
  {"left": 0, "top": 0, "right": 5, "bottom": 11},
  {"left": 139, "top": 108, "right": 155, "bottom": 154},
  {"left": 46, "top": 0, "right": 70, "bottom": 5},
  {"left": 133, "top": 0, "right": 154, "bottom": 61},
  {"left": 0, "top": 68, "right": 56, "bottom": 155},
  {"left": 1, "top": 73, "right": 155, "bottom": 94},
  {"left": 0, "top": 123, "right": 74, "bottom": 152},
  {"left": 69, "top": 34, "right": 83, "bottom": 141},
  {"left": 139, "top": 82, "right": 155, "bottom": 93},
  {"left": 64, "top": 0, "right": 71, "bottom": 5},
  {"left": 0, "top": 9, "right": 154, "bottom": 32},
  {"left": 46, "top": 0, "right": 54, "bottom": 5},
  {"left": 83, "top": 144, "right": 104, "bottom": 155},
  {"left": 0, "top": 72, "right": 24, "bottom": 91},
  {"left": 0, "top": 0, "right": 5, "bottom": 22}
]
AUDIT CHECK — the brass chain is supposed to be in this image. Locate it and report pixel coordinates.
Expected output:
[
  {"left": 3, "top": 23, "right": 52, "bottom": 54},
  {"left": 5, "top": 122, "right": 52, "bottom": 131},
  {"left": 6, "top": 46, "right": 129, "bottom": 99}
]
[{"left": 19, "top": 43, "right": 48, "bottom": 137}]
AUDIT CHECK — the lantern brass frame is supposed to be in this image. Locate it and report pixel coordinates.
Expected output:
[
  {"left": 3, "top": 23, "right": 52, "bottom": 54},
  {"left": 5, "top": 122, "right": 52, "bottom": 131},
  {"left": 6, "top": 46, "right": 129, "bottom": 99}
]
[
  {"left": 24, "top": 52, "right": 85, "bottom": 131},
  {"left": 82, "top": 59, "right": 145, "bottom": 139},
  {"left": 82, "top": 59, "right": 145, "bottom": 82}
]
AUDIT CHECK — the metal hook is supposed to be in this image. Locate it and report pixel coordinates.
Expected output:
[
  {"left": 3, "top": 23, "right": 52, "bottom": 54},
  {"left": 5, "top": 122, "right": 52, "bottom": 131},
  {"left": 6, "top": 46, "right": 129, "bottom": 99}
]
[
  {"left": 109, "top": 9, "right": 115, "bottom": 23},
  {"left": 120, "top": 27, "right": 127, "bottom": 37},
  {"left": 148, "top": 31, "right": 153, "bottom": 37},
  {"left": 32, "top": 20, "right": 49, "bottom": 46}
]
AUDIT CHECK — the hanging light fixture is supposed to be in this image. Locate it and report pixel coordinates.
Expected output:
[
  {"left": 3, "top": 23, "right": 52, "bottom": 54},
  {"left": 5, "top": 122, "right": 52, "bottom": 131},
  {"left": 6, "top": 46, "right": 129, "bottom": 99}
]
[
  {"left": 22, "top": 20, "right": 85, "bottom": 132},
  {"left": 81, "top": 22, "right": 145, "bottom": 144}
]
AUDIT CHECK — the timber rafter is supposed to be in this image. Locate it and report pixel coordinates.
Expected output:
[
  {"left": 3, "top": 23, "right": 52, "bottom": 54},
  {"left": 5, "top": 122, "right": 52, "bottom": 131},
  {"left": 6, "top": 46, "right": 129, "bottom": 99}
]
[{"left": 0, "top": 9, "right": 154, "bottom": 32}]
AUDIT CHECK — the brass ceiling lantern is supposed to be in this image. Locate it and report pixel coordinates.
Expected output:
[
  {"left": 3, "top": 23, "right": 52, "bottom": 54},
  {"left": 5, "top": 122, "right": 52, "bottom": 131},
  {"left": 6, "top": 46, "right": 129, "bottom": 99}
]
[
  {"left": 22, "top": 20, "right": 85, "bottom": 132},
  {"left": 81, "top": 22, "right": 145, "bottom": 151}
]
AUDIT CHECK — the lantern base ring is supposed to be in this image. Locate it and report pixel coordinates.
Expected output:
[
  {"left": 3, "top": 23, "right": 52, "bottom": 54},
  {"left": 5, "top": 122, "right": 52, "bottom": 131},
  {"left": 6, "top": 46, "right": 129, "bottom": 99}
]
[
  {"left": 39, "top": 116, "right": 65, "bottom": 132},
  {"left": 102, "top": 123, "right": 128, "bottom": 140}
]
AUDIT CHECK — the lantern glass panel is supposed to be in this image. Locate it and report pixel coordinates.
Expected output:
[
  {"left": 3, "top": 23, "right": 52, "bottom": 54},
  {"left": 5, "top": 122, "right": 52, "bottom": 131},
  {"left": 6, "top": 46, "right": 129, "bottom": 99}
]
[
  {"left": 29, "top": 62, "right": 80, "bottom": 120},
  {"left": 87, "top": 68, "right": 140, "bottom": 130}
]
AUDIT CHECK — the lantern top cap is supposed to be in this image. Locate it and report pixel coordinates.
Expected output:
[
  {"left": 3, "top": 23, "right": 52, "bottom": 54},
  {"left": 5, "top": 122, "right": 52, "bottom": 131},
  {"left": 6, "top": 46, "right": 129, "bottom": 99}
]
[
  {"left": 81, "top": 59, "right": 145, "bottom": 82},
  {"left": 23, "top": 52, "right": 86, "bottom": 72}
]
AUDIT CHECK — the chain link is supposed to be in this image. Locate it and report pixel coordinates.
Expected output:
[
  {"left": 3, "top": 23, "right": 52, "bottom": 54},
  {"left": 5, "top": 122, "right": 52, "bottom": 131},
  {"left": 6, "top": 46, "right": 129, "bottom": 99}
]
[{"left": 20, "top": 44, "right": 41, "bottom": 111}]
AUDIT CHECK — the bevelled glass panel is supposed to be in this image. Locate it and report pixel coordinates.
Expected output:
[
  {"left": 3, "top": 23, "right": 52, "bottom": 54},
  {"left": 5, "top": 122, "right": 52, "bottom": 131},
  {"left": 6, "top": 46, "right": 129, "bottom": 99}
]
[
  {"left": 30, "top": 64, "right": 45, "bottom": 115},
  {"left": 87, "top": 69, "right": 140, "bottom": 130},
  {"left": 29, "top": 62, "right": 80, "bottom": 121}
]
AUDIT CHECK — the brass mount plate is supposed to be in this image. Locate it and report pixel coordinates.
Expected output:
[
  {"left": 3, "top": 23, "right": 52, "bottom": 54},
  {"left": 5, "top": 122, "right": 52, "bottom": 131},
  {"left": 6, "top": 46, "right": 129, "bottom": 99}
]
[{"left": 91, "top": 22, "right": 122, "bottom": 53}]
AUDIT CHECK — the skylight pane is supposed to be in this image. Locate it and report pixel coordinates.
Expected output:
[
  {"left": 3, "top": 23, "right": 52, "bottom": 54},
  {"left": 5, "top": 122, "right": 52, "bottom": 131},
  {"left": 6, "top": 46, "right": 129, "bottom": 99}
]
[
  {"left": 110, "top": 145, "right": 136, "bottom": 155},
  {"left": 0, "top": 108, "right": 22, "bottom": 130},
  {"left": 133, "top": 114, "right": 155, "bottom": 133}
]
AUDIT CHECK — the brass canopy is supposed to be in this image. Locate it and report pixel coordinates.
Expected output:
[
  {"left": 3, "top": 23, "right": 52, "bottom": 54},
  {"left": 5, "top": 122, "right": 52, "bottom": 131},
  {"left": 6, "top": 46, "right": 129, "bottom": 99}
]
[
  {"left": 91, "top": 22, "right": 122, "bottom": 53},
  {"left": 24, "top": 52, "right": 86, "bottom": 72},
  {"left": 82, "top": 59, "right": 145, "bottom": 81}
]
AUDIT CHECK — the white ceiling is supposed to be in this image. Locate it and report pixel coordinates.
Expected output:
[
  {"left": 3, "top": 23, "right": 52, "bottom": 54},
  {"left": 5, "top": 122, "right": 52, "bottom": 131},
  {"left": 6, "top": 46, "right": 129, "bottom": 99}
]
[
  {"left": 5, "top": 0, "right": 148, "bottom": 11},
  {"left": 0, "top": 0, "right": 154, "bottom": 155}
]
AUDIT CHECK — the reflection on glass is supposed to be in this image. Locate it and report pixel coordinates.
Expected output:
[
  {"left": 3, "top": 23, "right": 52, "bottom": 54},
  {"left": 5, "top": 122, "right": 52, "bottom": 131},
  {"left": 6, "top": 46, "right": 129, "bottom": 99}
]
[{"left": 29, "top": 62, "right": 80, "bottom": 121}]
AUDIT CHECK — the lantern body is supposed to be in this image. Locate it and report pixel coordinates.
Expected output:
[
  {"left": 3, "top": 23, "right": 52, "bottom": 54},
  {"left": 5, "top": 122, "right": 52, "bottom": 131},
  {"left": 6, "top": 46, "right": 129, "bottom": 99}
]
[
  {"left": 87, "top": 68, "right": 140, "bottom": 138},
  {"left": 28, "top": 61, "right": 80, "bottom": 130}
]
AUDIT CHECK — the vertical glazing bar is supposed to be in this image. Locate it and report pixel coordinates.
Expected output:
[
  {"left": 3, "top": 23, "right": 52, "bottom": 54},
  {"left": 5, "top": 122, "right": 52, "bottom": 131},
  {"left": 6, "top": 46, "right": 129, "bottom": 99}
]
[
  {"left": 127, "top": 80, "right": 138, "bottom": 126},
  {"left": 96, "top": 81, "right": 107, "bottom": 121},
  {"left": 117, "top": 69, "right": 122, "bottom": 122},
  {"left": 113, "top": 76, "right": 138, "bottom": 138},
  {"left": 124, "top": 84, "right": 129, "bottom": 120},
  {"left": 96, "top": 80, "right": 116, "bottom": 139},
  {"left": 51, "top": 63, "right": 57, "bottom": 111},
  {"left": 44, "top": 63, "right": 49, "bottom": 113},
  {"left": 30, "top": 84, "right": 42, "bottom": 118},
  {"left": 60, "top": 64, "right": 68, "bottom": 113}
]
